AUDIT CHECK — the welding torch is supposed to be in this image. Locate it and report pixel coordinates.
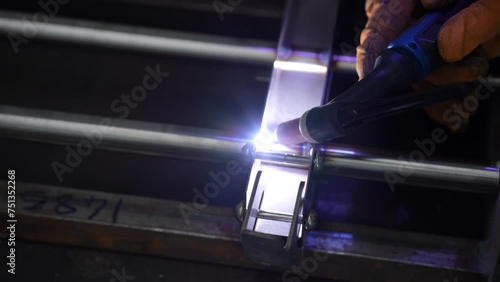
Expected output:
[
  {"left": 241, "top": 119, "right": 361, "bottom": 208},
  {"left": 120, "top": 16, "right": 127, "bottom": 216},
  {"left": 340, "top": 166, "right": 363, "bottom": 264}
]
[{"left": 276, "top": 0, "right": 476, "bottom": 145}]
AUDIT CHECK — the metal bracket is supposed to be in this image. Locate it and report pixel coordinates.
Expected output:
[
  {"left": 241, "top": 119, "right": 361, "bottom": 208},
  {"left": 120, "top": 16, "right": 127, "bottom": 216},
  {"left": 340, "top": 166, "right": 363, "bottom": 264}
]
[{"left": 241, "top": 160, "right": 308, "bottom": 267}]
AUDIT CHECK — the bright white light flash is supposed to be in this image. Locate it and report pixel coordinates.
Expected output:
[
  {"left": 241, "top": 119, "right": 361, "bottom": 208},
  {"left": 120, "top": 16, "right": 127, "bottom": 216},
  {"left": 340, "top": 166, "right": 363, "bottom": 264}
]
[
  {"left": 273, "top": 61, "right": 327, "bottom": 73},
  {"left": 253, "top": 129, "right": 293, "bottom": 152},
  {"left": 328, "top": 149, "right": 356, "bottom": 155},
  {"left": 254, "top": 129, "right": 277, "bottom": 150}
]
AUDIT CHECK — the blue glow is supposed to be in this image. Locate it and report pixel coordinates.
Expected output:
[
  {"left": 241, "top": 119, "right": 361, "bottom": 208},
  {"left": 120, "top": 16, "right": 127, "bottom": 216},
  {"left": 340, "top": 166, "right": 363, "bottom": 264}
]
[
  {"left": 332, "top": 55, "right": 357, "bottom": 63},
  {"left": 323, "top": 148, "right": 356, "bottom": 155},
  {"left": 293, "top": 50, "right": 317, "bottom": 59},
  {"left": 329, "top": 232, "right": 353, "bottom": 239},
  {"left": 303, "top": 231, "right": 354, "bottom": 251}
]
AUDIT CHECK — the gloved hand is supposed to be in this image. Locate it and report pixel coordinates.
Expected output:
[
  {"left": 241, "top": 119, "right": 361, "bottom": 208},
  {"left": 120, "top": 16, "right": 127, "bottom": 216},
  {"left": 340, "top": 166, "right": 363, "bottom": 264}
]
[{"left": 356, "top": 0, "right": 500, "bottom": 132}]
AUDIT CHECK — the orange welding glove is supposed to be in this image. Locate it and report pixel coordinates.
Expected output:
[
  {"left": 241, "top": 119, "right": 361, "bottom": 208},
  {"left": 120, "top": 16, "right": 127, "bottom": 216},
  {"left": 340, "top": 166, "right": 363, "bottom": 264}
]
[{"left": 356, "top": 0, "right": 500, "bottom": 132}]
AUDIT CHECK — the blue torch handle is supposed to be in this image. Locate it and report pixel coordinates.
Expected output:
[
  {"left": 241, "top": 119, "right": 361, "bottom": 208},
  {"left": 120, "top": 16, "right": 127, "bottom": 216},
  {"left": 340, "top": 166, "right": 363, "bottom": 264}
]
[{"left": 386, "top": 0, "right": 476, "bottom": 81}]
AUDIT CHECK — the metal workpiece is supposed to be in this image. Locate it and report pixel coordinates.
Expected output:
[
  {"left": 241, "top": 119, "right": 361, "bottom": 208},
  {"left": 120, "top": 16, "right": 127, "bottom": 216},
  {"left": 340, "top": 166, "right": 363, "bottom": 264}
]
[
  {"left": 2, "top": 181, "right": 494, "bottom": 282},
  {"left": 256, "top": 210, "right": 294, "bottom": 223},
  {"left": 254, "top": 150, "right": 310, "bottom": 168},
  {"left": 302, "top": 230, "right": 488, "bottom": 282},
  {"left": 5, "top": 103, "right": 494, "bottom": 195},
  {"left": 0, "top": 105, "right": 248, "bottom": 163},
  {"left": 0, "top": 181, "right": 247, "bottom": 266},
  {"left": 246, "top": 139, "right": 312, "bottom": 161},
  {"left": 255, "top": 0, "right": 339, "bottom": 138},
  {"left": 0, "top": 10, "right": 276, "bottom": 65},
  {"left": 485, "top": 161, "right": 500, "bottom": 282},
  {"left": 240, "top": 0, "right": 339, "bottom": 267},
  {"left": 241, "top": 159, "right": 309, "bottom": 267},
  {"left": 314, "top": 145, "right": 500, "bottom": 195},
  {"left": 240, "top": 140, "right": 314, "bottom": 267},
  {"left": 0, "top": 10, "right": 358, "bottom": 70},
  {"left": 258, "top": 56, "right": 330, "bottom": 137}
]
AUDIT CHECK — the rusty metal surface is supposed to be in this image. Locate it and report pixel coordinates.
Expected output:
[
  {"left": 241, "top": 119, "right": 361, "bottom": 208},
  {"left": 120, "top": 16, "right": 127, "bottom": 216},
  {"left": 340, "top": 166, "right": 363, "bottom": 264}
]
[
  {"left": 0, "top": 181, "right": 493, "bottom": 282},
  {"left": 2, "top": 239, "right": 341, "bottom": 282}
]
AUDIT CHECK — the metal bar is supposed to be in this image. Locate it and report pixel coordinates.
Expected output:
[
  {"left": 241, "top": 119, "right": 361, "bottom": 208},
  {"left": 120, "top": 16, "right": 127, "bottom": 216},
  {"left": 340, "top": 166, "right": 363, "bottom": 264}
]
[
  {"left": 0, "top": 181, "right": 490, "bottom": 281},
  {"left": 0, "top": 10, "right": 276, "bottom": 65},
  {"left": 0, "top": 105, "right": 496, "bottom": 194},
  {"left": 1, "top": 181, "right": 249, "bottom": 266},
  {"left": 0, "top": 11, "right": 358, "bottom": 68},
  {"left": 316, "top": 146, "right": 500, "bottom": 195},
  {"left": 486, "top": 162, "right": 500, "bottom": 282},
  {"left": 303, "top": 231, "right": 487, "bottom": 282},
  {"left": 0, "top": 105, "right": 248, "bottom": 163},
  {"left": 255, "top": 151, "right": 310, "bottom": 168},
  {"left": 256, "top": 210, "right": 293, "bottom": 222}
]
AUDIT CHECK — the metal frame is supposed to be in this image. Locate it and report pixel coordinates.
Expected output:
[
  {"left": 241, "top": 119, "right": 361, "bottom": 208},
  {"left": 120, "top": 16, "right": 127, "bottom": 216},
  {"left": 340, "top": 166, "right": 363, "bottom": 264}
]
[{"left": 239, "top": 0, "right": 339, "bottom": 267}]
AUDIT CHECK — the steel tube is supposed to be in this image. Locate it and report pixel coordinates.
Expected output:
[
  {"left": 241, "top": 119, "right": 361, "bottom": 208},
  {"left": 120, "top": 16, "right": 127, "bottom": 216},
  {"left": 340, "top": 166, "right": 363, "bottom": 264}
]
[
  {"left": 255, "top": 151, "right": 310, "bottom": 167},
  {"left": 0, "top": 10, "right": 276, "bottom": 65},
  {"left": 0, "top": 11, "right": 360, "bottom": 69},
  {"left": 0, "top": 105, "right": 248, "bottom": 163},
  {"left": 316, "top": 146, "right": 500, "bottom": 195},
  {"left": 1, "top": 105, "right": 496, "bottom": 193},
  {"left": 256, "top": 211, "right": 293, "bottom": 222}
]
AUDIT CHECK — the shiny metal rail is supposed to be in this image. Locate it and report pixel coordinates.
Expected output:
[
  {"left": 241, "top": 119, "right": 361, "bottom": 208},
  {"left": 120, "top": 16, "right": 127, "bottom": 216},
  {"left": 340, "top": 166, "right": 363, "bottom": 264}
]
[
  {"left": 0, "top": 10, "right": 275, "bottom": 65},
  {"left": 0, "top": 10, "right": 358, "bottom": 69},
  {"left": 1, "top": 11, "right": 500, "bottom": 85},
  {"left": 0, "top": 105, "right": 497, "bottom": 194},
  {"left": 316, "top": 146, "right": 500, "bottom": 195},
  {"left": 0, "top": 105, "right": 248, "bottom": 163}
]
